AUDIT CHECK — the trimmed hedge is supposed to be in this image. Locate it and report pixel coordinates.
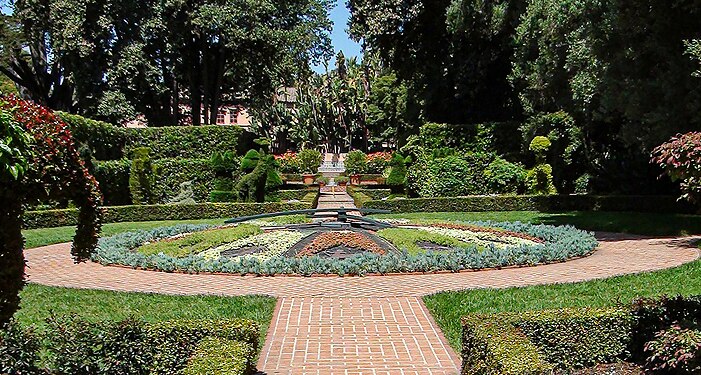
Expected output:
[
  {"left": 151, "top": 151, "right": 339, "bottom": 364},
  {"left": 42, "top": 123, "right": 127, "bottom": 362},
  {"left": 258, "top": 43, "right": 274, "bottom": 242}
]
[
  {"left": 57, "top": 111, "right": 127, "bottom": 161},
  {"left": 126, "top": 125, "right": 243, "bottom": 159},
  {"left": 363, "top": 195, "right": 695, "bottom": 214},
  {"left": 183, "top": 337, "right": 254, "bottom": 375},
  {"left": 25, "top": 316, "right": 259, "bottom": 375},
  {"left": 461, "top": 308, "right": 634, "bottom": 374},
  {"left": 152, "top": 158, "right": 216, "bottom": 203},
  {"left": 23, "top": 202, "right": 314, "bottom": 229},
  {"left": 93, "top": 159, "right": 131, "bottom": 205}
]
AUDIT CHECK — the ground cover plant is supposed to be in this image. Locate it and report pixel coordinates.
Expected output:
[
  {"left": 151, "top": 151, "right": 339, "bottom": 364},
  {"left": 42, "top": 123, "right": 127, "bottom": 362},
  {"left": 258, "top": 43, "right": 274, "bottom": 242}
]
[{"left": 91, "top": 218, "right": 597, "bottom": 276}]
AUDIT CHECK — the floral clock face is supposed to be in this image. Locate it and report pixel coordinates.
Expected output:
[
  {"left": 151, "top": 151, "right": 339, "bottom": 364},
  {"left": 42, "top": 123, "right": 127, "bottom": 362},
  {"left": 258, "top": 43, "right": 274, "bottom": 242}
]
[{"left": 94, "top": 219, "right": 598, "bottom": 276}]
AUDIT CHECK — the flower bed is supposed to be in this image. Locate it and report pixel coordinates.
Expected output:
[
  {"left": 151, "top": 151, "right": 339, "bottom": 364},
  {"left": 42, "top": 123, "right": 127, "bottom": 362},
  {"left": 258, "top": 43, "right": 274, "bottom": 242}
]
[{"left": 92, "top": 220, "right": 597, "bottom": 276}]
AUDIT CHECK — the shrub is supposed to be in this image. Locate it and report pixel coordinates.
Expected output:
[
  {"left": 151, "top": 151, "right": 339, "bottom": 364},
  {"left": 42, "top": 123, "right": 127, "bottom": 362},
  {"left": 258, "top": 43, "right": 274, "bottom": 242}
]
[
  {"left": 210, "top": 190, "right": 237, "bottom": 203},
  {"left": 182, "top": 337, "right": 254, "bottom": 375},
  {"left": 93, "top": 160, "right": 132, "bottom": 205},
  {"left": 366, "top": 152, "right": 392, "bottom": 174},
  {"left": 23, "top": 202, "right": 314, "bottom": 229},
  {"left": 526, "top": 164, "right": 557, "bottom": 195},
  {"left": 652, "top": 132, "right": 701, "bottom": 203},
  {"left": 315, "top": 176, "right": 330, "bottom": 185},
  {"left": 483, "top": 158, "right": 526, "bottom": 194},
  {"left": 209, "top": 151, "right": 239, "bottom": 176},
  {"left": 529, "top": 136, "right": 552, "bottom": 159},
  {"left": 57, "top": 112, "right": 127, "bottom": 161},
  {"left": 297, "top": 149, "right": 322, "bottom": 174},
  {"left": 345, "top": 150, "right": 367, "bottom": 175},
  {"left": 461, "top": 308, "right": 634, "bottom": 374},
  {"left": 275, "top": 151, "right": 301, "bottom": 174},
  {"left": 236, "top": 154, "right": 278, "bottom": 203},
  {"left": 387, "top": 153, "right": 407, "bottom": 194},
  {"left": 129, "top": 147, "right": 157, "bottom": 204},
  {"left": 644, "top": 325, "right": 701, "bottom": 374},
  {"left": 335, "top": 176, "right": 349, "bottom": 185},
  {"left": 152, "top": 158, "right": 216, "bottom": 203},
  {"left": 0, "top": 321, "right": 41, "bottom": 374},
  {"left": 0, "top": 97, "right": 101, "bottom": 324},
  {"left": 125, "top": 125, "right": 242, "bottom": 160},
  {"left": 240, "top": 149, "right": 261, "bottom": 172},
  {"left": 362, "top": 195, "right": 693, "bottom": 214},
  {"left": 411, "top": 153, "right": 493, "bottom": 198}
]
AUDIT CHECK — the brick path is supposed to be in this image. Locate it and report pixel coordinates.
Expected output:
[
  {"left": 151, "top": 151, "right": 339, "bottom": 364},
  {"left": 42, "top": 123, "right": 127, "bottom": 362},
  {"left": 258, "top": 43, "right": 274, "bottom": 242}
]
[{"left": 23, "top": 232, "right": 700, "bottom": 374}]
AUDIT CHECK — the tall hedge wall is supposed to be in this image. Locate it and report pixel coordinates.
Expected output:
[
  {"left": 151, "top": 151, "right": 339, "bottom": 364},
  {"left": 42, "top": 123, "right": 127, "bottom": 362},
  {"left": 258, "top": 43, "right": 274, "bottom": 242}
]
[
  {"left": 125, "top": 125, "right": 243, "bottom": 159},
  {"left": 363, "top": 195, "right": 695, "bottom": 214},
  {"left": 57, "top": 112, "right": 127, "bottom": 161},
  {"left": 23, "top": 202, "right": 314, "bottom": 229}
]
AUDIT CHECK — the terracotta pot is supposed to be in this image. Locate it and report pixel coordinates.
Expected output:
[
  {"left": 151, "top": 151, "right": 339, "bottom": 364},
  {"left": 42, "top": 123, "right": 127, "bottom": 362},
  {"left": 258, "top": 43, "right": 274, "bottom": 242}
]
[
  {"left": 350, "top": 174, "right": 361, "bottom": 185},
  {"left": 338, "top": 181, "right": 348, "bottom": 187},
  {"left": 302, "top": 174, "right": 315, "bottom": 185}
]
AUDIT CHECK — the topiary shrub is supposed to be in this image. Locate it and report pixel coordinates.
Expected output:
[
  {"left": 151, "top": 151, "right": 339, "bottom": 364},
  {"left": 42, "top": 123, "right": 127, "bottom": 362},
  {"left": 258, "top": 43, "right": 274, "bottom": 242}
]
[
  {"left": 236, "top": 153, "right": 280, "bottom": 203},
  {"left": 0, "top": 96, "right": 102, "bottom": 325},
  {"left": 344, "top": 150, "right": 367, "bottom": 175},
  {"left": 526, "top": 137, "right": 557, "bottom": 195},
  {"left": 483, "top": 158, "right": 526, "bottom": 194},
  {"left": 129, "top": 147, "right": 157, "bottom": 205},
  {"left": 297, "top": 149, "right": 322, "bottom": 174},
  {"left": 240, "top": 149, "right": 261, "bottom": 173},
  {"left": 386, "top": 153, "right": 407, "bottom": 194}
]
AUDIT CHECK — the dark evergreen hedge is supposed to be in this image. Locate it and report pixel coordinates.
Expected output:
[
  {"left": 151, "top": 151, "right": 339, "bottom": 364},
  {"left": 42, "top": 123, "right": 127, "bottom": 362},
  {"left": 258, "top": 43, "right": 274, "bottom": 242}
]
[
  {"left": 125, "top": 125, "right": 243, "bottom": 159},
  {"left": 363, "top": 195, "right": 695, "bottom": 214},
  {"left": 23, "top": 202, "right": 314, "bottom": 229}
]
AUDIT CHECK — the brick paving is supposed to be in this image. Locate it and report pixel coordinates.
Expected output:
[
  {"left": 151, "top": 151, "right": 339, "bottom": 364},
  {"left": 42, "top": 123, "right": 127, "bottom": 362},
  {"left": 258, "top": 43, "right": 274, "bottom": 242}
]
[{"left": 23, "top": 232, "right": 700, "bottom": 374}]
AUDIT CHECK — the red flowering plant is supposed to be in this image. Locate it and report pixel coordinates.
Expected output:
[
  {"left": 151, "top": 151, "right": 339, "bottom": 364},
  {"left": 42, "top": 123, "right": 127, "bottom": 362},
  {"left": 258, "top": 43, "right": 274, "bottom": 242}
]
[
  {"left": 274, "top": 151, "right": 301, "bottom": 174},
  {"left": 651, "top": 132, "right": 701, "bottom": 204},
  {"left": 366, "top": 152, "right": 392, "bottom": 174},
  {"left": 0, "top": 96, "right": 102, "bottom": 324},
  {"left": 298, "top": 232, "right": 386, "bottom": 257}
]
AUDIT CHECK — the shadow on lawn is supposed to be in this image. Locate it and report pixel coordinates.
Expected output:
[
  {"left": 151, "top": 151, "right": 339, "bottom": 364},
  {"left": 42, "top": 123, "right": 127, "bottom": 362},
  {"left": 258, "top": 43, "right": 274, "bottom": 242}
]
[{"left": 530, "top": 211, "right": 701, "bottom": 237}]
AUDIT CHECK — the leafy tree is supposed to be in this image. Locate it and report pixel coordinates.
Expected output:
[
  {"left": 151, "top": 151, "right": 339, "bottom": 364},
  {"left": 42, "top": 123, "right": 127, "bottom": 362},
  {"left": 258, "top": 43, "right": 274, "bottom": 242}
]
[
  {"left": 348, "top": 0, "right": 525, "bottom": 124},
  {"left": 366, "top": 72, "right": 414, "bottom": 147},
  {"left": 511, "top": 0, "right": 701, "bottom": 193},
  {"left": 0, "top": 97, "right": 101, "bottom": 324},
  {"left": 688, "top": 39, "right": 701, "bottom": 77},
  {"left": 652, "top": 132, "right": 701, "bottom": 204}
]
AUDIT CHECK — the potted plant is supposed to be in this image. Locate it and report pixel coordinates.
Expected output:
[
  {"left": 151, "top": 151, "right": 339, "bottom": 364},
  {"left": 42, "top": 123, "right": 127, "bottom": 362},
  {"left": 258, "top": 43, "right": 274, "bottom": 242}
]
[
  {"left": 335, "top": 176, "right": 349, "bottom": 186},
  {"left": 315, "top": 176, "right": 330, "bottom": 187},
  {"left": 298, "top": 149, "right": 322, "bottom": 185},
  {"left": 344, "top": 150, "right": 367, "bottom": 185}
]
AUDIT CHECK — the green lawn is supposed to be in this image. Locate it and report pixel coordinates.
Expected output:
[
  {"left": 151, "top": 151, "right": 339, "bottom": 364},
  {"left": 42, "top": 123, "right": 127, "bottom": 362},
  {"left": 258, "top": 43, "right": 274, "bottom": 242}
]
[
  {"left": 15, "top": 284, "right": 277, "bottom": 350},
  {"left": 424, "top": 258, "right": 701, "bottom": 351},
  {"left": 374, "top": 211, "right": 701, "bottom": 237}
]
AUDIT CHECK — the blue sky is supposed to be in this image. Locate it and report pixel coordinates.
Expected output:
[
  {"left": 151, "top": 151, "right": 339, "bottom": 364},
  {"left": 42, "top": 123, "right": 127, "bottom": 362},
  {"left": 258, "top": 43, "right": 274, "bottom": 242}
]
[{"left": 312, "top": 0, "right": 363, "bottom": 73}]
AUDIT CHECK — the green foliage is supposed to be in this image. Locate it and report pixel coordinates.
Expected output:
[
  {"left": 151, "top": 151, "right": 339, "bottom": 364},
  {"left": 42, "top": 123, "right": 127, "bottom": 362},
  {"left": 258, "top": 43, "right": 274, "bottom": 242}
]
[
  {"left": 137, "top": 224, "right": 261, "bottom": 257},
  {"left": 366, "top": 72, "right": 412, "bottom": 146},
  {"left": 0, "top": 321, "right": 41, "bottom": 374},
  {"left": 209, "top": 191, "right": 237, "bottom": 203},
  {"left": 335, "top": 176, "right": 349, "bottom": 185},
  {"left": 93, "top": 160, "right": 132, "bottom": 206},
  {"left": 0, "top": 109, "right": 32, "bottom": 181},
  {"left": 297, "top": 149, "right": 322, "bottom": 174},
  {"left": 23, "top": 202, "right": 314, "bottom": 229},
  {"left": 363, "top": 195, "right": 691, "bottom": 214},
  {"left": 129, "top": 147, "right": 156, "bottom": 204},
  {"left": 386, "top": 153, "right": 407, "bottom": 193},
  {"left": 152, "top": 158, "right": 216, "bottom": 203},
  {"left": 461, "top": 308, "right": 634, "bottom": 374},
  {"left": 483, "top": 158, "right": 526, "bottom": 194},
  {"left": 652, "top": 132, "right": 701, "bottom": 203},
  {"left": 529, "top": 136, "right": 551, "bottom": 159},
  {"left": 688, "top": 39, "right": 701, "bottom": 77},
  {"left": 237, "top": 154, "right": 279, "bottom": 203},
  {"left": 126, "top": 126, "right": 243, "bottom": 159},
  {"left": 315, "top": 176, "right": 329, "bottom": 185},
  {"left": 57, "top": 112, "right": 127, "bottom": 161},
  {"left": 526, "top": 164, "right": 557, "bottom": 196},
  {"left": 409, "top": 154, "right": 493, "bottom": 198},
  {"left": 240, "top": 150, "right": 261, "bottom": 172},
  {"left": 344, "top": 150, "right": 367, "bottom": 175},
  {"left": 182, "top": 337, "right": 254, "bottom": 375},
  {"left": 209, "top": 151, "right": 239, "bottom": 176}
]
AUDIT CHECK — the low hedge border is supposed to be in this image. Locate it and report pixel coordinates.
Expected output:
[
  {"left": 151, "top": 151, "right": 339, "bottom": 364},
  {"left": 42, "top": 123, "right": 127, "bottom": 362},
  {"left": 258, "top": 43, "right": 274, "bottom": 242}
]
[
  {"left": 362, "top": 195, "right": 695, "bottom": 214},
  {"left": 92, "top": 221, "right": 597, "bottom": 276},
  {"left": 23, "top": 202, "right": 314, "bottom": 229},
  {"left": 461, "top": 308, "right": 634, "bottom": 375},
  {"left": 183, "top": 337, "right": 255, "bottom": 375}
]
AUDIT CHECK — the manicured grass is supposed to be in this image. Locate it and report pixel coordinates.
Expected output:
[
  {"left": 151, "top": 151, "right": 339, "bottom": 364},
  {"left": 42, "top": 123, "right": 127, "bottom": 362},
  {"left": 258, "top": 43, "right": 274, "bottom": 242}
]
[
  {"left": 424, "top": 258, "right": 701, "bottom": 351},
  {"left": 23, "top": 219, "right": 225, "bottom": 249},
  {"left": 375, "top": 211, "right": 701, "bottom": 237},
  {"left": 15, "top": 284, "right": 277, "bottom": 349},
  {"left": 377, "top": 227, "right": 469, "bottom": 255},
  {"left": 137, "top": 224, "right": 261, "bottom": 257}
]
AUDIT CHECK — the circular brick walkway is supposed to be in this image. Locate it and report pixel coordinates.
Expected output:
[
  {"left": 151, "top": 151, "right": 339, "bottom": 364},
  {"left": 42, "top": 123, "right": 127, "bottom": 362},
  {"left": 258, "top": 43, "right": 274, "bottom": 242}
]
[{"left": 23, "top": 227, "right": 700, "bottom": 374}]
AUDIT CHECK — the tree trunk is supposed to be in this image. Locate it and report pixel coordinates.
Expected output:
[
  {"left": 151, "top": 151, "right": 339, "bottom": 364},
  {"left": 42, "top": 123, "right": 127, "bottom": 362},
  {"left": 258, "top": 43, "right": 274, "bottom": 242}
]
[{"left": 0, "top": 188, "right": 25, "bottom": 325}]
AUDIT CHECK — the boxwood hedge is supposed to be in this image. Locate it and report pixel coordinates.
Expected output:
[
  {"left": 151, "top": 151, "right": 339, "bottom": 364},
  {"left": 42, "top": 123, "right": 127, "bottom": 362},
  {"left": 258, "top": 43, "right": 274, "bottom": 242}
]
[
  {"left": 23, "top": 202, "right": 314, "bottom": 229},
  {"left": 92, "top": 221, "right": 597, "bottom": 276},
  {"left": 461, "top": 308, "right": 634, "bottom": 375},
  {"left": 362, "top": 195, "right": 694, "bottom": 214}
]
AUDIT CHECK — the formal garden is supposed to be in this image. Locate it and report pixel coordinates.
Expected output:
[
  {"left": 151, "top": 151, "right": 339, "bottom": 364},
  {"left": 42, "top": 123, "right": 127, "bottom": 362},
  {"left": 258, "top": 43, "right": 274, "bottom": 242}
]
[{"left": 2, "top": 0, "right": 701, "bottom": 374}]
